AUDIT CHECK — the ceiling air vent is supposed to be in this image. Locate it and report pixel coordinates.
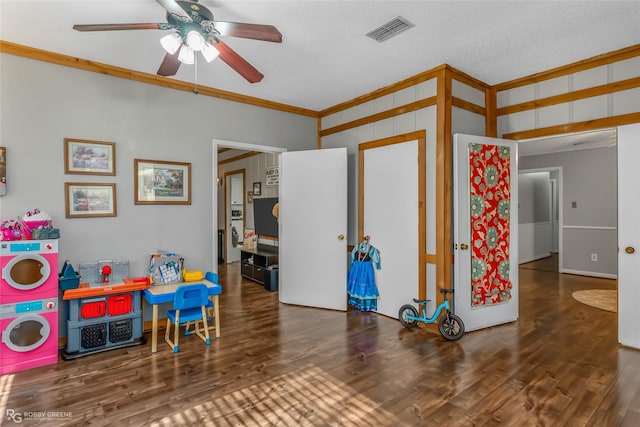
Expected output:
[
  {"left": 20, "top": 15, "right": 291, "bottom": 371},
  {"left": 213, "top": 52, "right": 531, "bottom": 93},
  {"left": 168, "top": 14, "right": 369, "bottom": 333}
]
[{"left": 366, "top": 16, "right": 415, "bottom": 42}]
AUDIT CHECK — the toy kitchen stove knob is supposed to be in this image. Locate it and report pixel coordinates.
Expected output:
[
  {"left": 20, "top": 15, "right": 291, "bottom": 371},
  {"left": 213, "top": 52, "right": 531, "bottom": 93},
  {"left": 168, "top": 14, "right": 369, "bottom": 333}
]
[{"left": 101, "top": 265, "right": 112, "bottom": 283}]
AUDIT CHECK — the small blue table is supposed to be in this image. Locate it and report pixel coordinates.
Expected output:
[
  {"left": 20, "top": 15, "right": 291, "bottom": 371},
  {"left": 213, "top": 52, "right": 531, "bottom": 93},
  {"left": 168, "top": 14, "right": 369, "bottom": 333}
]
[{"left": 143, "top": 273, "right": 221, "bottom": 353}]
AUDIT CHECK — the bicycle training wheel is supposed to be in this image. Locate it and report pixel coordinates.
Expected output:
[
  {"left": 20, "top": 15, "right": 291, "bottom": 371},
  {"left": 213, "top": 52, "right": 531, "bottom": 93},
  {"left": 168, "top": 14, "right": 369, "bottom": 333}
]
[
  {"left": 438, "top": 313, "right": 465, "bottom": 340},
  {"left": 398, "top": 305, "right": 419, "bottom": 329}
]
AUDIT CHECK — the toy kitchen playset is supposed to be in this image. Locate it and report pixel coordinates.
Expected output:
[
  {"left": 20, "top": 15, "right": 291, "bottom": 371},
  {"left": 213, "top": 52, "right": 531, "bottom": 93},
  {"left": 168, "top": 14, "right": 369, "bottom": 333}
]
[
  {"left": 60, "top": 251, "right": 186, "bottom": 359},
  {"left": 60, "top": 260, "right": 149, "bottom": 359}
]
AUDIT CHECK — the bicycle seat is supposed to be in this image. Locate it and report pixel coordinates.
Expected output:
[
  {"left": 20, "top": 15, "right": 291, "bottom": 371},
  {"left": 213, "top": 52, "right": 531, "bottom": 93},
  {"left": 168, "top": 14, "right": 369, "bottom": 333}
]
[
  {"left": 440, "top": 288, "right": 454, "bottom": 295},
  {"left": 412, "top": 298, "right": 431, "bottom": 304}
]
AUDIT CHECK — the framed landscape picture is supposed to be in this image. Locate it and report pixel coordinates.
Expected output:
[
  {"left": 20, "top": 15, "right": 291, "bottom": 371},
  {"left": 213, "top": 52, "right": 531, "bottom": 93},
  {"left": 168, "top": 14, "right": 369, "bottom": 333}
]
[
  {"left": 65, "top": 182, "right": 117, "bottom": 218},
  {"left": 64, "top": 138, "right": 116, "bottom": 175},
  {"left": 134, "top": 159, "right": 191, "bottom": 205}
]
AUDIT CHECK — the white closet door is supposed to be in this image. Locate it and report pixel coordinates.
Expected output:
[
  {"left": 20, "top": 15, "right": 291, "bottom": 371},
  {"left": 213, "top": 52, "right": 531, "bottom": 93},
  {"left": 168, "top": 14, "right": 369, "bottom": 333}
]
[
  {"left": 279, "top": 148, "right": 347, "bottom": 311},
  {"left": 363, "top": 140, "right": 419, "bottom": 319}
]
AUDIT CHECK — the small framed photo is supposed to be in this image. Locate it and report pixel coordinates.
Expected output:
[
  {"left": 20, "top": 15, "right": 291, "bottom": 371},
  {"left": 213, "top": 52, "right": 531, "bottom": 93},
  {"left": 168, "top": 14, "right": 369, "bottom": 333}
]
[
  {"left": 134, "top": 159, "right": 191, "bottom": 205},
  {"left": 64, "top": 138, "right": 115, "bottom": 175},
  {"left": 253, "top": 182, "right": 262, "bottom": 196},
  {"left": 65, "top": 182, "right": 117, "bottom": 218}
]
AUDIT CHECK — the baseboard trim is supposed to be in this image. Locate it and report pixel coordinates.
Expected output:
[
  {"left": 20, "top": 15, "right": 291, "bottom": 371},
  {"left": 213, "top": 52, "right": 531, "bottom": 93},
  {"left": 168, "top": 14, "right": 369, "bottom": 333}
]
[
  {"left": 519, "top": 253, "right": 552, "bottom": 264},
  {"left": 560, "top": 269, "right": 617, "bottom": 280}
]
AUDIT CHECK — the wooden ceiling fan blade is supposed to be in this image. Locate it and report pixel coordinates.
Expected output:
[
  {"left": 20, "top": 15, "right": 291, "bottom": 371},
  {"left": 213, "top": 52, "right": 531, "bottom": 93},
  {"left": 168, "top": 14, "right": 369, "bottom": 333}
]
[
  {"left": 73, "top": 23, "right": 167, "bottom": 31},
  {"left": 157, "top": 46, "right": 182, "bottom": 76},
  {"left": 214, "top": 40, "right": 264, "bottom": 83},
  {"left": 155, "top": 0, "right": 191, "bottom": 19},
  {"left": 214, "top": 22, "right": 282, "bottom": 43}
]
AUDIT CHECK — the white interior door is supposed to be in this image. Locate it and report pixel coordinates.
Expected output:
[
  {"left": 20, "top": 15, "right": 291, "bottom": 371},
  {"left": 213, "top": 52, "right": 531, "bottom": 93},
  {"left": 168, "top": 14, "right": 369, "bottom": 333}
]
[
  {"left": 363, "top": 140, "right": 420, "bottom": 319},
  {"left": 453, "top": 134, "right": 518, "bottom": 331},
  {"left": 618, "top": 123, "right": 640, "bottom": 349},
  {"left": 279, "top": 148, "right": 347, "bottom": 310}
]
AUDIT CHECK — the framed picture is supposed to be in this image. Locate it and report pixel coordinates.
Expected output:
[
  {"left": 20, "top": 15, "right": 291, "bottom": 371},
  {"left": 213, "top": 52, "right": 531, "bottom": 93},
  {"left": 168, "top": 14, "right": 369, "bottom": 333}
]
[
  {"left": 64, "top": 138, "right": 115, "bottom": 175},
  {"left": 134, "top": 159, "right": 191, "bottom": 205},
  {"left": 65, "top": 182, "right": 117, "bottom": 218},
  {"left": 253, "top": 182, "right": 262, "bottom": 196}
]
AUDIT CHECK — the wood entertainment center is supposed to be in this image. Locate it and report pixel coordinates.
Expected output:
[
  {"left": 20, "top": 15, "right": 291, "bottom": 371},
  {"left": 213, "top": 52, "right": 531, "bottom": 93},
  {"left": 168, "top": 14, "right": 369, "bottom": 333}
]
[{"left": 240, "top": 244, "right": 278, "bottom": 291}]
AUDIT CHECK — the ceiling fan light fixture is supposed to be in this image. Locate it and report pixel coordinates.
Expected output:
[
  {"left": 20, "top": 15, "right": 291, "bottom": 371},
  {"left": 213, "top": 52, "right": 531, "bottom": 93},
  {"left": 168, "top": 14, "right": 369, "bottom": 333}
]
[
  {"left": 185, "top": 30, "right": 205, "bottom": 51},
  {"left": 160, "top": 32, "right": 182, "bottom": 55},
  {"left": 201, "top": 42, "right": 220, "bottom": 63},
  {"left": 178, "top": 44, "right": 195, "bottom": 64}
]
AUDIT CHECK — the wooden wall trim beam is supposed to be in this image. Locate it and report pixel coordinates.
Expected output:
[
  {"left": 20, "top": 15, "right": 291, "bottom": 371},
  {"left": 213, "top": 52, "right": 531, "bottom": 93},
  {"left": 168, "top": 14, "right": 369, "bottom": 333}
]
[
  {"left": 502, "top": 112, "right": 640, "bottom": 140},
  {"left": 318, "top": 63, "right": 488, "bottom": 120},
  {"left": 497, "top": 77, "right": 640, "bottom": 116},
  {"left": 494, "top": 43, "right": 640, "bottom": 92},
  {"left": 417, "top": 134, "right": 427, "bottom": 301},
  {"left": 485, "top": 87, "right": 498, "bottom": 137},
  {"left": 0, "top": 40, "right": 319, "bottom": 118},
  {"left": 436, "top": 67, "right": 453, "bottom": 306},
  {"left": 320, "top": 66, "right": 445, "bottom": 117},
  {"left": 452, "top": 97, "right": 486, "bottom": 116},
  {"left": 448, "top": 65, "right": 490, "bottom": 92},
  {"left": 424, "top": 254, "right": 437, "bottom": 265},
  {"left": 320, "top": 97, "right": 437, "bottom": 137}
]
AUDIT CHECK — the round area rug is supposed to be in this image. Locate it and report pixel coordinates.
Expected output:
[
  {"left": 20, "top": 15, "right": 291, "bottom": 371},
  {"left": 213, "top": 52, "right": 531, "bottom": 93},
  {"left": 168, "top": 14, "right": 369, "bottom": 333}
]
[{"left": 572, "top": 289, "right": 617, "bottom": 312}]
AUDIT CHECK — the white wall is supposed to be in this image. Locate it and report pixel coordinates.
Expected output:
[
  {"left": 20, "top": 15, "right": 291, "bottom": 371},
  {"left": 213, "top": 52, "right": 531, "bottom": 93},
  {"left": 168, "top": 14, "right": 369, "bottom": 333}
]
[{"left": 0, "top": 55, "right": 315, "bottom": 282}]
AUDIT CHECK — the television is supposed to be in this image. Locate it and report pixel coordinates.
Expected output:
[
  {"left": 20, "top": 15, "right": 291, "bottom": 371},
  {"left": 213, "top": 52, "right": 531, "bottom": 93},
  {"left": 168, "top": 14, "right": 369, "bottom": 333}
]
[{"left": 253, "top": 197, "right": 279, "bottom": 238}]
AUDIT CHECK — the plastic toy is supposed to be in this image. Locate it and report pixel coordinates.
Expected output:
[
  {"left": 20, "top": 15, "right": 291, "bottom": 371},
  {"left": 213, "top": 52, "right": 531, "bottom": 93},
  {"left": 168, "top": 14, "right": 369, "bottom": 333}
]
[
  {"left": 1, "top": 219, "right": 22, "bottom": 241},
  {"left": 398, "top": 288, "right": 465, "bottom": 341}
]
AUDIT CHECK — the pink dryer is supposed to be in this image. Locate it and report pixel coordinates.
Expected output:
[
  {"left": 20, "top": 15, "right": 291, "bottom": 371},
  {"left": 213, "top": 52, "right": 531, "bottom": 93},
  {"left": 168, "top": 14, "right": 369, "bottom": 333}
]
[
  {"left": 1, "top": 239, "right": 58, "bottom": 304},
  {"left": 0, "top": 297, "right": 59, "bottom": 375}
]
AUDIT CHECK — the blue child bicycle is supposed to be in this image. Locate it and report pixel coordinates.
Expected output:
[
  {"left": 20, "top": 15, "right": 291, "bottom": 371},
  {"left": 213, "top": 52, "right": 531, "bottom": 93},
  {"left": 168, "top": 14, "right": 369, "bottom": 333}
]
[{"left": 398, "top": 288, "right": 465, "bottom": 341}]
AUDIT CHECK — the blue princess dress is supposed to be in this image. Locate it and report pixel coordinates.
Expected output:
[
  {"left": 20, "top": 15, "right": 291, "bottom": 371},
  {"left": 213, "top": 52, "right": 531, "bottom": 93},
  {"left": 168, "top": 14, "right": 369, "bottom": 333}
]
[{"left": 347, "top": 239, "right": 381, "bottom": 311}]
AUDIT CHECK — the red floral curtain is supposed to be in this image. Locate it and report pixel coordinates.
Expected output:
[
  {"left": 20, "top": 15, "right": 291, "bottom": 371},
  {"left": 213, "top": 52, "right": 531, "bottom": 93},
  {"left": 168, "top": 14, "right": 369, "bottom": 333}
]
[{"left": 469, "top": 143, "right": 512, "bottom": 306}]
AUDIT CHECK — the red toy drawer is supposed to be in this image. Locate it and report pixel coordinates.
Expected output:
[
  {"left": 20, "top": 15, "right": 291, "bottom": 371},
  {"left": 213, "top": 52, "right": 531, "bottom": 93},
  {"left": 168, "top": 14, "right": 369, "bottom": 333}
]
[
  {"left": 107, "top": 294, "right": 132, "bottom": 316},
  {"left": 81, "top": 300, "right": 107, "bottom": 319}
]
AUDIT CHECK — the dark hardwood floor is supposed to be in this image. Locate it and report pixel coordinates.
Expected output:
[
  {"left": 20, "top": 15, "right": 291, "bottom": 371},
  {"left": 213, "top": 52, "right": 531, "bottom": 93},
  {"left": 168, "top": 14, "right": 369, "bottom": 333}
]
[{"left": 2, "top": 261, "right": 639, "bottom": 426}]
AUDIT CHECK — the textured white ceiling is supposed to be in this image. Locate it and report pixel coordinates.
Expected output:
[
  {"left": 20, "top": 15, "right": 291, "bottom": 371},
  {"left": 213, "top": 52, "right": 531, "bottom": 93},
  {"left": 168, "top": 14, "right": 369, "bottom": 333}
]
[{"left": 1, "top": 1, "right": 639, "bottom": 111}]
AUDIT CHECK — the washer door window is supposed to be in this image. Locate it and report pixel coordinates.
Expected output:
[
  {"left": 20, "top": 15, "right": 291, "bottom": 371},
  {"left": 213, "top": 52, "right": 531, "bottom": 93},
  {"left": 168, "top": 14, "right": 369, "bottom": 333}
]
[
  {"left": 2, "top": 254, "right": 51, "bottom": 290},
  {"left": 2, "top": 314, "right": 51, "bottom": 352}
]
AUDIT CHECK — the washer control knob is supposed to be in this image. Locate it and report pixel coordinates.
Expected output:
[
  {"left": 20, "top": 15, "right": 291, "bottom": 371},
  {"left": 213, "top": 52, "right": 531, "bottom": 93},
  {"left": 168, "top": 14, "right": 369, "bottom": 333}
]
[{"left": 46, "top": 301, "right": 56, "bottom": 309}]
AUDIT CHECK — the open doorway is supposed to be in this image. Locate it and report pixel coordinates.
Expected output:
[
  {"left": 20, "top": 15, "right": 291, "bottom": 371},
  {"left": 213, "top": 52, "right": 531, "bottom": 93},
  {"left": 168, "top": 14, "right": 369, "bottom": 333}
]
[
  {"left": 211, "top": 139, "right": 286, "bottom": 275},
  {"left": 517, "top": 128, "right": 617, "bottom": 278},
  {"left": 225, "top": 169, "right": 245, "bottom": 263},
  {"left": 518, "top": 167, "right": 562, "bottom": 273}
]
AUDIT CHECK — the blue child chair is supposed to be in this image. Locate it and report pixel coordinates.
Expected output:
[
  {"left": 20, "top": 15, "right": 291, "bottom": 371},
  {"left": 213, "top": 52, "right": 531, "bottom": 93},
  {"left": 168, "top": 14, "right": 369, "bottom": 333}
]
[{"left": 164, "top": 284, "right": 211, "bottom": 352}]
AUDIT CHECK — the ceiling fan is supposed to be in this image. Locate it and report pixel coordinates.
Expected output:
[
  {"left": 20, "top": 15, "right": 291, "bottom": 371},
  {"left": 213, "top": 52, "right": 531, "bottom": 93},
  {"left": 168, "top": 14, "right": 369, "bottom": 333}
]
[{"left": 73, "top": 0, "right": 282, "bottom": 83}]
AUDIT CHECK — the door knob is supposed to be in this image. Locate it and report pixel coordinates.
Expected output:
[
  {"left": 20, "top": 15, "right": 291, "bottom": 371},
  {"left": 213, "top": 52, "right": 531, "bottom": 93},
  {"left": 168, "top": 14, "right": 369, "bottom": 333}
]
[
  {"left": 338, "top": 234, "right": 345, "bottom": 240},
  {"left": 460, "top": 243, "right": 469, "bottom": 250},
  {"left": 625, "top": 246, "right": 635, "bottom": 254}
]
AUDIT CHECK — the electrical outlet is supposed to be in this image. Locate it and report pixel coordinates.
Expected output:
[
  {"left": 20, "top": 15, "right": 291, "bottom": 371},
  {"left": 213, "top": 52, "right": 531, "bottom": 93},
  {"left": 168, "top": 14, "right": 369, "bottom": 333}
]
[{"left": 591, "top": 253, "right": 598, "bottom": 262}]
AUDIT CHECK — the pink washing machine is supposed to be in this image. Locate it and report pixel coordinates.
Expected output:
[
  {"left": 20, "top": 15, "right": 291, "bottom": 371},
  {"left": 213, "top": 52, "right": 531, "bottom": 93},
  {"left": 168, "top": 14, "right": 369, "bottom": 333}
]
[
  {"left": 0, "top": 297, "right": 59, "bottom": 375},
  {"left": 1, "top": 239, "right": 58, "bottom": 304}
]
